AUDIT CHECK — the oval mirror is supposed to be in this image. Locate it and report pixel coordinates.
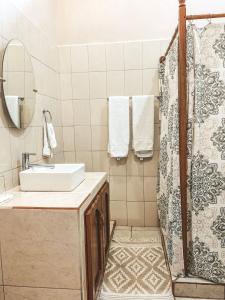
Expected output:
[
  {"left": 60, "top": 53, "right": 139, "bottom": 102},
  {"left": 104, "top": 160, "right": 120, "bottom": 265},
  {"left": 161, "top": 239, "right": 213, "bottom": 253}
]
[{"left": 2, "top": 39, "right": 36, "bottom": 129}]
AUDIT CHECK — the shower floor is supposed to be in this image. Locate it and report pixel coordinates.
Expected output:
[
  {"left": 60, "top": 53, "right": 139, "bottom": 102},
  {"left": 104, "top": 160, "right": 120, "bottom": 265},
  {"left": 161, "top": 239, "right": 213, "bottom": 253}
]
[
  {"left": 99, "top": 226, "right": 174, "bottom": 300},
  {"left": 173, "top": 276, "right": 225, "bottom": 299}
]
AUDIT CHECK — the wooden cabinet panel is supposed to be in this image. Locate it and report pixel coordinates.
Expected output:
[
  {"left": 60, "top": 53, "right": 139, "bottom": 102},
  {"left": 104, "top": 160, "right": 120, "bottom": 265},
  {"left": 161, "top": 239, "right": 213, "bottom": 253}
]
[
  {"left": 101, "top": 182, "right": 110, "bottom": 259},
  {"left": 85, "top": 181, "right": 110, "bottom": 300},
  {"left": 85, "top": 195, "right": 104, "bottom": 300}
]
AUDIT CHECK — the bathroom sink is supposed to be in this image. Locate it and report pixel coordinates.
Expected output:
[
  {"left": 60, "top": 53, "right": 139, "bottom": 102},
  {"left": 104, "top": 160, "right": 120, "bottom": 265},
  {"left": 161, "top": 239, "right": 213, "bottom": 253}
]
[{"left": 20, "top": 164, "right": 85, "bottom": 192}]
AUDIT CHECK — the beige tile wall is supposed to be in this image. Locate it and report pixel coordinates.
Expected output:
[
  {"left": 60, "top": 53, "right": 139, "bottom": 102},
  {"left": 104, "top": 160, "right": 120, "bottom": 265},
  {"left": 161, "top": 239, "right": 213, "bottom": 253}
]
[
  {"left": 0, "top": 1, "right": 64, "bottom": 191},
  {"left": 60, "top": 39, "right": 169, "bottom": 226}
]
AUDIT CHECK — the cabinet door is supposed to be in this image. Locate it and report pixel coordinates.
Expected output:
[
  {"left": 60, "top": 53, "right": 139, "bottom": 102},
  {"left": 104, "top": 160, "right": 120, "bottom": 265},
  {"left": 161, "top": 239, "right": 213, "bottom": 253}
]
[
  {"left": 85, "top": 195, "right": 104, "bottom": 300},
  {"left": 101, "top": 182, "right": 110, "bottom": 258}
]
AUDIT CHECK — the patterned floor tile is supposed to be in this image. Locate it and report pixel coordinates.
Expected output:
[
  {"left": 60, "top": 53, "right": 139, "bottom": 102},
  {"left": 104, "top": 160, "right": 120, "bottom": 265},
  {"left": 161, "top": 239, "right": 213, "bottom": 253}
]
[
  {"left": 116, "top": 226, "right": 132, "bottom": 231},
  {"left": 113, "top": 229, "right": 132, "bottom": 243}
]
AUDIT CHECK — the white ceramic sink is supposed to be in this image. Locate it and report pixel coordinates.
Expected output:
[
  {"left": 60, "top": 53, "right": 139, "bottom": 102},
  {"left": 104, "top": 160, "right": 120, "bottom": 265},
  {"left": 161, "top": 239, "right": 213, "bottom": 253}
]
[{"left": 20, "top": 164, "right": 85, "bottom": 192}]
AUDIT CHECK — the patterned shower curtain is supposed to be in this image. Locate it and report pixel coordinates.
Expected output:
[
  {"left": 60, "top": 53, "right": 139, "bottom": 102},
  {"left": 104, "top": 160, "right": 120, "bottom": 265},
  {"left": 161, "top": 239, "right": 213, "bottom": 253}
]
[
  {"left": 158, "top": 36, "right": 184, "bottom": 278},
  {"left": 158, "top": 23, "right": 225, "bottom": 283},
  {"left": 187, "top": 23, "right": 225, "bottom": 284}
]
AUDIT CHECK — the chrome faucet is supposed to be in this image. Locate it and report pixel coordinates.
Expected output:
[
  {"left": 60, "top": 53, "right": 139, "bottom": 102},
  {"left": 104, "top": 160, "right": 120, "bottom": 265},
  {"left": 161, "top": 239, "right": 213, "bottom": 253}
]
[
  {"left": 22, "top": 153, "right": 36, "bottom": 170},
  {"left": 22, "top": 153, "right": 55, "bottom": 170}
]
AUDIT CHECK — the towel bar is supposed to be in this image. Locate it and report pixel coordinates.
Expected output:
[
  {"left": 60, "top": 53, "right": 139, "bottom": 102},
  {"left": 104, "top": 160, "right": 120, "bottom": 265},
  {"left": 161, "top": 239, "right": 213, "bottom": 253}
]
[
  {"left": 43, "top": 110, "right": 52, "bottom": 122},
  {"left": 107, "top": 95, "right": 160, "bottom": 101},
  {"left": 107, "top": 96, "right": 132, "bottom": 101}
]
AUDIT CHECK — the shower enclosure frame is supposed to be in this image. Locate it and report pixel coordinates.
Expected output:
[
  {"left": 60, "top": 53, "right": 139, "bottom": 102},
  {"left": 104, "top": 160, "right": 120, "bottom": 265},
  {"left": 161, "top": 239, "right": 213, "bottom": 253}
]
[{"left": 160, "top": 0, "right": 225, "bottom": 276}]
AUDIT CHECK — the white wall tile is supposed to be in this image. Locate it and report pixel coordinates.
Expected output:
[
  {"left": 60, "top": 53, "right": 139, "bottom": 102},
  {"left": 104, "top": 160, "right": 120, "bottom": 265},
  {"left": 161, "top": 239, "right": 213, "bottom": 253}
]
[
  {"left": 92, "top": 151, "right": 109, "bottom": 172},
  {"left": 106, "top": 43, "right": 124, "bottom": 71},
  {"left": 88, "top": 44, "right": 106, "bottom": 71},
  {"left": 127, "top": 176, "right": 144, "bottom": 202},
  {"left": 127, "top": 202, "right": 145, "bottom": 226},
  {"left": 73, "top": 100, "right": 90, "bottom": 125},
  {"left": 110, "top": 176, "right": 126, "bottom": 201},
  {"left": 71, "top": 45, "right": 89, "bottom": 72},
  {"left": 124, "top": 42, "right": 142, "bottom": 70},
  {"left": 144, "top": 177, "right": 157, "bottom": 201},
  {"left": 107, "top": 71, "right": 124, "bottom": 96},
  {"left": 76, "top": 151, "right": 93, "bottom": 171},
  {"left": 110, "top": 201, "right": 127, "bottom": 225},
  {"left": 63, "top": 127, "right": 75, "bottom": 151},
  {"left": 60, "top": 73, "right": 72, "bottom": 100},
  {"left": 74, "top": 126, "right": 92, "bottom": 151},
  {"left": 90, "top": 99, "right": 108, "bottom": 126},
  {"left": 125, "top": 70, "right": 142, "bottom": 95},
  {"left": 91, "top": 126, "right": 108, "bottom": 151},
  {"left": 62, "top": 101, "right": 74, "bottom": 126},
  {"left": 64, "top": 151, "right": 76, "bottom": 163},
  {"left": 144, "top": 202, "right": 159, "bottom": 226},
  {"left": 142, "top": 40, "right": 161, "bottom": 69},
  {"left": 90, "top": 72, "right": 107, "bottom": 98},
  {"left": 0, "top": 128, "right": 12, "bottom": 172},
  {"left": 72, "top": 73, "right": 89, "bottom": 99},
  {"left": 142, "top": 69, "right": 159, "bottom": 95},
  {"left": 58, "top": 46, "right": 71, "bottom": 73}
]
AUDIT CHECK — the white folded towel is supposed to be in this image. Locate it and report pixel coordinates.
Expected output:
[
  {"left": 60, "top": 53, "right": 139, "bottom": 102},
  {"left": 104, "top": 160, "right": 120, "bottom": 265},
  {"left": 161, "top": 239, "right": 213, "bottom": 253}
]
[
  {"left": 108, "top": 96, "right": 130, "bottom": 158},
  {"left": 43, "top": 122, "right": 52, "bottom": 157},
  {"left": 46, "top": 122, "right": 57, "bottom": 149},
  {"left": 132, "top": 95, "right": 154, "bottom": 158}
]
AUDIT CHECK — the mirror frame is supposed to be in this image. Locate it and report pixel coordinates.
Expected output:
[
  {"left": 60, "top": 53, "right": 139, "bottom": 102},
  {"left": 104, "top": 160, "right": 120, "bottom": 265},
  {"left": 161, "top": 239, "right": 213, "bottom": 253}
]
[{"left": 1, "top": 39, "right": 37, "bottom": 129}]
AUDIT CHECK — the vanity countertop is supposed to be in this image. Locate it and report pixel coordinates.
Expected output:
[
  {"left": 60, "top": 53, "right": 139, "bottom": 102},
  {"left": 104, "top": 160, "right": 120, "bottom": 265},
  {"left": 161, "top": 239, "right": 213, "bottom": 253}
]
[{"left": 0, "top": 172, "right": 107, "bottom": 210}]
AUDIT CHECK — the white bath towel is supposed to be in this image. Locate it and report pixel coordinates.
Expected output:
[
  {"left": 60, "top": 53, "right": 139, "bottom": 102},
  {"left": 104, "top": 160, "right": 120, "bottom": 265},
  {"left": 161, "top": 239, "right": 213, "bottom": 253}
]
[
  {"left": 132, "top": 95, "right": 154, "bottom": 158},
  {"left": 108, "top": 96, "right": 130, "bottom": 158}
]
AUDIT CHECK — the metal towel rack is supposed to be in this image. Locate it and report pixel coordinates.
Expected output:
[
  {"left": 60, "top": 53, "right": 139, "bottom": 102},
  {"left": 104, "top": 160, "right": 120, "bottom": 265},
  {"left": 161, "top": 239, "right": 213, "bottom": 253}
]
[{"left": 107, "top": 96, "right": 160, "bottom": 101}]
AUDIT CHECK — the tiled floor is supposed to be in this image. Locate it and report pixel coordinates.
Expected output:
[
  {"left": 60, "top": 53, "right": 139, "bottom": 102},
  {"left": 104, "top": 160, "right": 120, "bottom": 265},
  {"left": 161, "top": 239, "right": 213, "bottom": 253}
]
[{"left": 113, "top": 226, "right": 161, "bottom": 243}]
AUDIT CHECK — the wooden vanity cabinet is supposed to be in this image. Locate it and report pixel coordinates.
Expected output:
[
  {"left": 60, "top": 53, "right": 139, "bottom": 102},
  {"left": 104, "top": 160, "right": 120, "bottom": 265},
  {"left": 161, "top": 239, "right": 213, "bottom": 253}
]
[
  {"left": 101, "top": 182, "right": 110, "bottom": 259},
  {"left": 85, "top": 182, "right": 110, "bottom": 300}
]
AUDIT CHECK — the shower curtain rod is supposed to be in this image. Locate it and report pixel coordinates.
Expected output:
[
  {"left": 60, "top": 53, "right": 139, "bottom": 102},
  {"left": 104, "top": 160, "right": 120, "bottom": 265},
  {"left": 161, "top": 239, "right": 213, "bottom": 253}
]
[
  {"left": 187, "top": 13, "right": 225, "bottom": 20},
  {"left": 160, "top": 12, "right": 225, "bottom": 61}
]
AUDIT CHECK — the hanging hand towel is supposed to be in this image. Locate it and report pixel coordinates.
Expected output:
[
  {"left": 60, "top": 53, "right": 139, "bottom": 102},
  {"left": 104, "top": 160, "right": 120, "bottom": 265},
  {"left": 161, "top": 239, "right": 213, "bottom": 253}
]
[
  {"left": 132, "top": 95, "right": 154, "bottom": 158},
  {"left": 43, "top": 121, "right": 52, "bottom": 157},
  {"left": 108, "top": 96, "right": 130, "bottom": 158},
  {"left": 46, "top": 122, "right": 57, "bottom": 149}
]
